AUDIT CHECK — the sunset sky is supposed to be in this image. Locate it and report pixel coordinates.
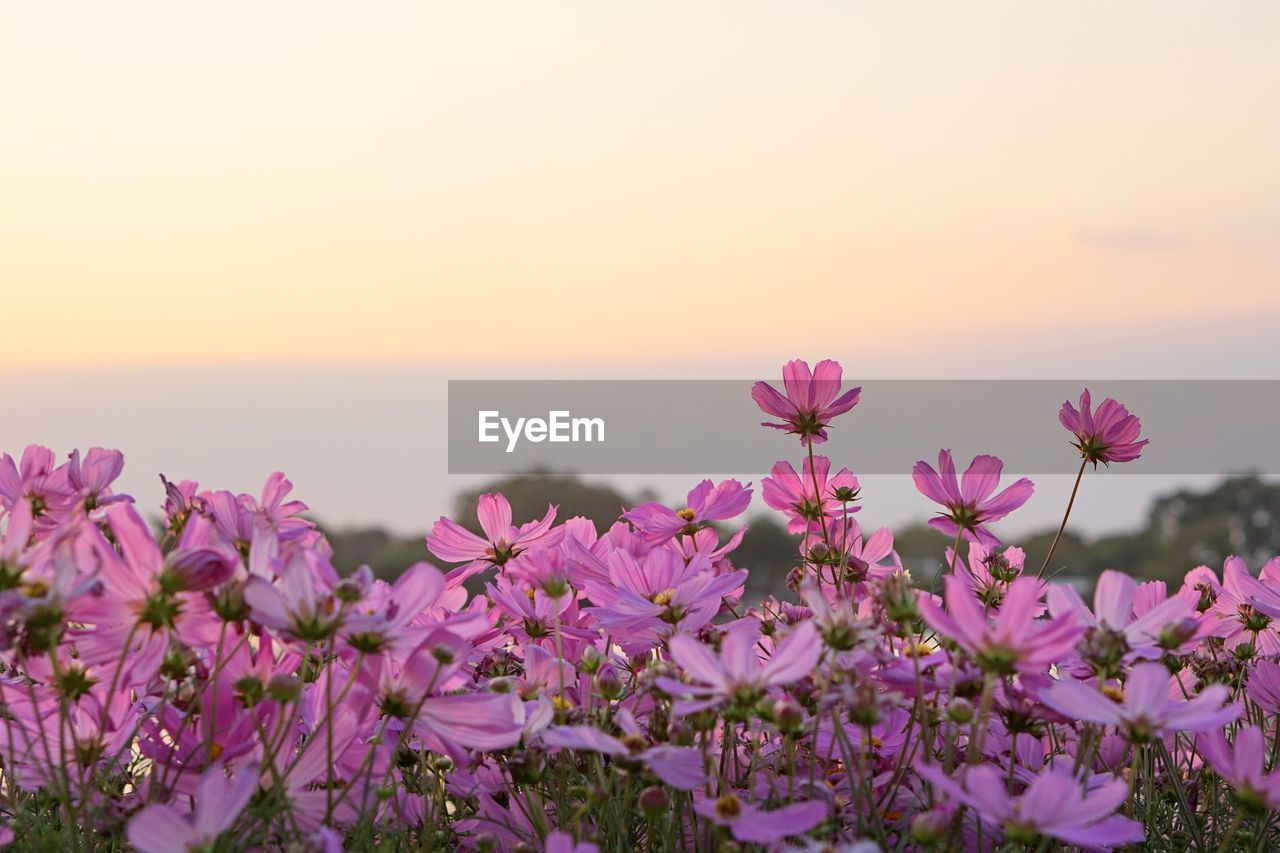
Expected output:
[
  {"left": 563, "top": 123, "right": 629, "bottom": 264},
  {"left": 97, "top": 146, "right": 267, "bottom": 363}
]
[{"left": 3, "top": 3, "right": 1278, "bottom": 534}]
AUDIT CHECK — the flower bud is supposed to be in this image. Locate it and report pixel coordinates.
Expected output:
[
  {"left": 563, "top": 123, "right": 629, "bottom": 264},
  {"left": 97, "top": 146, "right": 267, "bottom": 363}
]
[
  {"left": 667, "top": 719, "right": 695, "bottom": 746},
  {"left": 335, "top": 569, "right": 372, "bottom": 603},
  {"left": 946, "top": 697, "right": 974, "bottom": 724},
  {"left": 539, "top": 575, "right": 572, "bottom": 600},
  {"left": 1081, "top": 625, "right": 1129, "bottom": 672},
  {"left": 910, "top": 806, "right": 952, "bottom": 845},
  {"left": 234, "top": 675, "right": 266, "bottom": 707},
  {"left": 579, "top": 645, "right": 603, "bottom": 675},
  {"left": 877, "top": 573, "right": 919, "bottom": 624},
  {"left": 594, "top": 664, "right": 623, "bottom": 700},
  {"left": 1158, "top": 617, "right": 1199, "bottom": 650},
  {"left": 638, "top": 785, "right": 670, "bottom": 818},
  {"left": 772, "top": 697, "right": 805, "bottom": 732},
  {"left": 209, "top": 580, "right": 249, "bottom": 622},
  {"left": 267, "top": 674, "right": 303, "bottom": 703},
  {"left": 847, "top": 681, "right": 884, "bottom": 727},
  {"left": 163, "top": 547, "right": 238, "bottom": 593}
]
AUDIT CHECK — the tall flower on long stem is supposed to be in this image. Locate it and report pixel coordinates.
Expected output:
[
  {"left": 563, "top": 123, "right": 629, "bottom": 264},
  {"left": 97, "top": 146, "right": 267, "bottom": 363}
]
[
  {"left": 751, "top": 358, "right": 861, "bottom": 445},
  {"left": 1039, "top": 390, "right": 1148, "bottom": 576},
  {"left": 912, "top": 450, "right": 1033, "bottom": 551}
]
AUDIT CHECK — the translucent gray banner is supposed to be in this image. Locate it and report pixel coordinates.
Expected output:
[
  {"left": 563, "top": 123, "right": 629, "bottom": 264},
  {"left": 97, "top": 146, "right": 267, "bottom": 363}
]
[{"left": 447, "top": 380, "right": 1279, "bottom": 475}]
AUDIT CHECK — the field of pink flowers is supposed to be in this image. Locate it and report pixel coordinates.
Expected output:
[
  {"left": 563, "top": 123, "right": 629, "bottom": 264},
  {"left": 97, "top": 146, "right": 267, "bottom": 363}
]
[{"left": 0, "top": 359, "right": 1277, "bottom": 851}]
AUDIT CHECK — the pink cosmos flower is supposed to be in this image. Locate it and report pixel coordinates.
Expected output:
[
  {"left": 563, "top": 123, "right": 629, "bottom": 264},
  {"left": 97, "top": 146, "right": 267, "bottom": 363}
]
[
  {"left": 1202, "top": 726, "right": 1280, "bottom": 811},
  {"left": 0, "top": 445, "right": 71, "bottom": 520},
  {"left": 948, "top": 541, "right": 1028, "bottom": 607},
  {"left": 913, "top": 450, "right": 1033, "bottom": 547},
  {"left": 623, "top": 478, "right": 752, "bottom": 543},
  {"left": 657, "top": 619, "right": 821, "bottom": 713},
  {"left": 1059, "top": 389, "right": 1149, "bottom": 466},
  {"left": 762, "top": 456, "right": 859, "bottom": 535},
  {"left": 918, "top": 575, "right": 1082, "bottom": 674},
  {"left": 693, "top": 793, "right": 827, "bottom": 844},
  {"left": 200, "top": 472, "right": 314, "bottom": 549},
  {"left": 367, "top": 631, "right": 526, "bottom": 754},
  {"left": 243, "top": 548, "right": 345, "bottom": 643},
  {"left": 128, "top": 761, "right": 260, "bottom": 853},
  {"left": 1247, "top": 660, "right": 1280, "bottom": 713},
  {"left": 66, "top": 447, "right": 128, "bottom": 510},
  {"left": 68, "top": 504, "right": 228, "bottom": 683},
  {"left": 1047, "top": 569, "right": 1197, "bottom": 668},
  {"left": 752, "top": 358, "right": 861, "bottom": 445},
  {"left": 426, "top": 493, "right": 560, "bottom": 580},
  {"left": 1200, "top": 557, "right": 1280, "bottom": 656},
  {"left": 583, "top": 548, "right": 746, "bottom": 652},
  {"left": 1038, "top": 661, "right": 1240, "bottom": 738},
  {"left": 341, "top": 561, "right": 452, "bottom": 654},
  {"left": 920, "top": 764, "right": 1143, "bottom": 850}
]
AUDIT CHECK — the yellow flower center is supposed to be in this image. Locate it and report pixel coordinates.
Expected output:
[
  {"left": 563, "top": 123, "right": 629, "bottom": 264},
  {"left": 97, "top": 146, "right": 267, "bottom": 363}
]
[
  {"left": 714, "top": 794, "right": 742, "bottom": 819},
  {"left": 650, "top": 588, "right": 677, "bottom": 607}
]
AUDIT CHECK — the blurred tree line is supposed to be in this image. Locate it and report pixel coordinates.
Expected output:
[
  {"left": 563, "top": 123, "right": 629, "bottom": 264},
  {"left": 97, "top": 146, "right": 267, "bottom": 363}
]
[{"left": 320, "top": 473, "right": 1280, "bottom": 597}]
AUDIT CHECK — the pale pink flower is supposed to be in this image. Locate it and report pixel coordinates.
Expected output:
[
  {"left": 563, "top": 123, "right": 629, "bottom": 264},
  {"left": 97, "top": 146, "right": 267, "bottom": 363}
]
[
  {"left": 426, "top": 493, "right": 560, "bottom": 580},
  {"left": 918, "top": 575, "right": 1082, "bottom": 674},
  {"left": 693, "top": 793, "right": 827, "bottom": 844},
  {"left": 913, "top": 450, "right": 1033, "bottom": 547},
  {"left": 762, "top": 456, "right": 859, "bottom": 535},
  {"left": 921, "top": 764, "right": 1143, "bottom": 850},
  {"left": 623, "top": 478, "right": 752, "bottom": 543},
  {"left": 1038, "top": 661, "right": 1240, "bottom": 738},
  {"left": 1059, "top": 389, "right": 1149, "bottom": 466},
  {"left": 657, "top": 619, "right": 821, "bottom": 713},
  {"left": 128, "top": 762, "right": 259, "bottom": 853},
  {"left": 752, "top": 358, "right": 861, "bottom": 445}
]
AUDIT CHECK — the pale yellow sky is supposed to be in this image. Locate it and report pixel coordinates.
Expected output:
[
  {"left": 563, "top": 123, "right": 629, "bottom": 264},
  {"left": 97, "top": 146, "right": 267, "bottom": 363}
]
[{"left": 2, "top": 2, "right": 1278, "bottom": 369}]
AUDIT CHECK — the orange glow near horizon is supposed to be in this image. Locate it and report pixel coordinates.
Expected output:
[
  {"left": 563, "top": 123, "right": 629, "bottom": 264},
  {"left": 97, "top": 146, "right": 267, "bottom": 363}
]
[{"left": 3, "top": 2, "right": 1279, "bottom": 369}]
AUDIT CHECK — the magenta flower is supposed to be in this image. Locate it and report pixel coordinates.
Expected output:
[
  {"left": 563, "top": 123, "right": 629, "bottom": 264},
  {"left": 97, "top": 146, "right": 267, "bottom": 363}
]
[
  {"left": 623, "top": 478, "right": 752, "bottom": 543},
  {"left": 1202, "top": 726, "right": 1280, "bottom": 811},
  {"left": 68, "top": 504, "right": 224, "bottom": 683},
  {"left": 1047, "top": 569, "right": 1197, "bottom": 668},
  {"left": 128, "top": 762, "right": 259, "bottom": 853},
  {"left": 1059, "top": 389, "right": 1149, "bottom": 466},
  {"left": 949, "top": 541, "right": 1027, "bottom": 606},
  {"left": 1038, "top": 661, "right": 1240, "bottom": 739},
  {"left": 918, "top": 576, "right": 1083, "bottom": 674},
  {"left": 66, "top": 447, "right": 127, "bottom": 510},
  {"left": 751, "top": 358, "right": 861, "bottom": 445},
  {"left": 426, "top": 493, "right": 559, "bottom": 579},
  {"left": 693, "top": 793, "right": 827, "bottom": 844},
  {"left": 584, "top": 548, "right": 746, "bottom": 651},
  {"left": 369, "top": 632, "right": 527, "bottom": 754},
  {"left": 912, "top": 450, "right": 1034, "bottom": 547},
  {"left": 657, "top": 620, "right": 820, "bottom": 713},
  {"left": 762, "top": 456, "right": 859, "bottom": 535},
  {"left": 920, "top": 765, "right": 1143, "bottom": 850},
  {"left": 1204, "top": 557, "right": 1280, "bottom": 656},
  {"left": 244, "top": 549, "right": 344, "bottom": 643},
  {"left": 1247, "top": 660, "right": 1280, "bottom": 713},
  {"left": 0, "top": 445, "right": 71, "bottom": 520}
]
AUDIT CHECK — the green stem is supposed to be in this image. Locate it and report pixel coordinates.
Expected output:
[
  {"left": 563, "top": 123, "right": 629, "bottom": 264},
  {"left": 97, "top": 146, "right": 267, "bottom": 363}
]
[{"left": 1038, "top": 457, "right": 1088, "bottom": 577}]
